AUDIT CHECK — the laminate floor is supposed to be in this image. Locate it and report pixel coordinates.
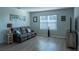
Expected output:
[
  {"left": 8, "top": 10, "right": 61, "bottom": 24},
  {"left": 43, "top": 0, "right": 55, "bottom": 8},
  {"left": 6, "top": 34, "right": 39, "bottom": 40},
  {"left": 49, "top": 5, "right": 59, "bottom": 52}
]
[{"left": 0, "top": 36, "right": 75, "bottom": 51}]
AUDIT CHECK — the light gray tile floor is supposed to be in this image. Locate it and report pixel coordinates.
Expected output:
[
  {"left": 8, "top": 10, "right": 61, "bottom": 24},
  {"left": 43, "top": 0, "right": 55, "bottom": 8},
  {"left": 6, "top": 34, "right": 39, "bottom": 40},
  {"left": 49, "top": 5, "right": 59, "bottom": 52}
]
[{"left": 0, "top": 36, "right": 75, "bottom": 51}]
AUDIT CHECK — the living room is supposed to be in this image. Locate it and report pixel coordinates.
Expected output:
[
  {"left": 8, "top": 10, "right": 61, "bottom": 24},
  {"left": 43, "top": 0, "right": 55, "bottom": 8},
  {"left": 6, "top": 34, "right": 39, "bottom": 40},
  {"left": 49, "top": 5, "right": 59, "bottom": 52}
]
[{"left": 0, "top": 7, "right": 79, "bottom": 51}]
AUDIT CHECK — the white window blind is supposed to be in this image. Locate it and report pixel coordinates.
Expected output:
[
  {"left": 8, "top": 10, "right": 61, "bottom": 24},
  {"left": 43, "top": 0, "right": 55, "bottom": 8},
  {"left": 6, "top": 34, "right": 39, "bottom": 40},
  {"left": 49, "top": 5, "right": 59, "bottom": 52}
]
[
  {"left": 40, "top": 16, "right": 48, "bottom": 29},
  {"left": 40, "top": 15, "right": 57, "bottom": 30}
]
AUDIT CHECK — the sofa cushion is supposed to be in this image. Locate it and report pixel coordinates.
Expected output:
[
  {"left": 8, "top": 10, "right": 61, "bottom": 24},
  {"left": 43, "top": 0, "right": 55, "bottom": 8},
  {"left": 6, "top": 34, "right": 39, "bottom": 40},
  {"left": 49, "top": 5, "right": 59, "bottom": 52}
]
[
  {"left": 27, "top": 28, "right": 31, "bottom": 32},
  {"left": 21, "top": 33, "right": 28, "bottom": 37},
  {"left": 16, "top": 30, "right": 21, "bottom": 35},
  {"left": 20, "top": 27, "right": 26, "bottom": 34}
]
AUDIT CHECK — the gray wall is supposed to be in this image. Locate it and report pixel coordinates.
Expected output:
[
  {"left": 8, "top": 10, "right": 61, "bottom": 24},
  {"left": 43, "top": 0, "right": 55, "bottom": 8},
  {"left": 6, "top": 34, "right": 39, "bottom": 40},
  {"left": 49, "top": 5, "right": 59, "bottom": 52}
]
[
  {"left": 74, "top": 7, "right": 79, "bottom": 50},
  {"left": 0, "top": 7, "right": 30, "bottom": 43},
  {"left": 30, "top": 8, "right": 74, "bottom": 38}
]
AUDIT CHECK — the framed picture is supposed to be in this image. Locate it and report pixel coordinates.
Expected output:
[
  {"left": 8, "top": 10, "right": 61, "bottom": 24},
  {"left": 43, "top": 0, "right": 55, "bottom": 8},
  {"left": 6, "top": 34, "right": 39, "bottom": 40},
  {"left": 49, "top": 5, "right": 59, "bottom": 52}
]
[
  {"left": 61, "top": 16, "right": 66, "bottom": 21},
  {"left": 33, "top": 16, "right": 37, "bottom": 22},
  {"left": 10, "top": 14, "right": 26, "bottom": 21}
]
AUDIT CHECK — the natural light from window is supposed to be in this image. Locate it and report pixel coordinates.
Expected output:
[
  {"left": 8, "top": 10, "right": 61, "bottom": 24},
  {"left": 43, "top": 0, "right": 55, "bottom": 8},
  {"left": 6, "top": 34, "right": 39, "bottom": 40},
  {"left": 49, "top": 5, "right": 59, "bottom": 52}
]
[{"left": 40, "top": 15, "right": 57, "bottom": 30}]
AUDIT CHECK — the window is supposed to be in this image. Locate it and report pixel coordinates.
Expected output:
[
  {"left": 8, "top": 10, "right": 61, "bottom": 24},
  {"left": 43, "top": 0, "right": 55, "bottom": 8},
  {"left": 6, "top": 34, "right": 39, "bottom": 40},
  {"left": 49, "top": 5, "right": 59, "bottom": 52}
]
[
  {"left": 40, "top": 16, "right": 48, "bottom": 29},
  {"left": 40, "top": 15, "right": 57, "bottom": 30},
  {"left": 48, "top": 15, "right": 57, "bottom": 30}
]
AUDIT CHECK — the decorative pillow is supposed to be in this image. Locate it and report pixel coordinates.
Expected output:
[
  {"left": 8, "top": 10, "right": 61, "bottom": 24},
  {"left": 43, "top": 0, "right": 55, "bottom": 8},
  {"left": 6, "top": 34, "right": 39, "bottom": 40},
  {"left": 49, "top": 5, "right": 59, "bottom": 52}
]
[
  {"left": 16, "top": 30, "right": 21, "bottom": 35},
  {"left": 21, "top": 27, "right": 26, "bottom": 33},
  {"left": 27, "top": 28, "right": 31, "bottom": 32}
]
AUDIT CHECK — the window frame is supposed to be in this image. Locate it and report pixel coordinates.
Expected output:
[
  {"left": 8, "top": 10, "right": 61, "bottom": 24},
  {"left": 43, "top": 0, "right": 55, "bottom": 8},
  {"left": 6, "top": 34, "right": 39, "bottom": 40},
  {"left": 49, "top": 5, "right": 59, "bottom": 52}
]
[{"left": 40, "top": 15, "right": 57, "bottom": 31}]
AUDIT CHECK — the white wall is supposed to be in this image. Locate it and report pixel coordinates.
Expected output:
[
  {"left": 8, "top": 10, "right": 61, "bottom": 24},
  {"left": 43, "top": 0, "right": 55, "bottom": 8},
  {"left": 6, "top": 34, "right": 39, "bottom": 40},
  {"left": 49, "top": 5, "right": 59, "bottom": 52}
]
[{"left": 0, "top": 7, "right": 30, "bottom": 43}]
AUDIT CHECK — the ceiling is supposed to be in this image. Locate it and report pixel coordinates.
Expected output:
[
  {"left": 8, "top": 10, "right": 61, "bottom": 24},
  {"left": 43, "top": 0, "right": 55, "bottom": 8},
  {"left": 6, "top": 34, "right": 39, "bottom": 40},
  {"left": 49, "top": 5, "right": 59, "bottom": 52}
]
[{"left": 16, "top": 7, "right": 69, "bottom": 12}]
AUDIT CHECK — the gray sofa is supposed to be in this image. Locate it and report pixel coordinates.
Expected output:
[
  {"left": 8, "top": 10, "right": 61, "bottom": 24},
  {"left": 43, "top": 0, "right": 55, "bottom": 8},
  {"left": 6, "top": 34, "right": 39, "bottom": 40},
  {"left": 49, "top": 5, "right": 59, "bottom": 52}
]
[{"left": 12, "top": 27, "right": 36, "bottom": 43}]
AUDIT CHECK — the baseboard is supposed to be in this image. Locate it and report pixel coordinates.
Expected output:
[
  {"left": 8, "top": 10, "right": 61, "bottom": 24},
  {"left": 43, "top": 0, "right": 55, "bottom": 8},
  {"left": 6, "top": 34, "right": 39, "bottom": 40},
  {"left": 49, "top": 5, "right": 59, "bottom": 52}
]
[
  {"left": 37, "top": 33, "right": 66, "bottom": 39},
  {"left": 37, "top": 33, "right": 48, "bottom": 37},
  {"left": 51, "top": 34, "right": 66, "bottom": 39}
]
